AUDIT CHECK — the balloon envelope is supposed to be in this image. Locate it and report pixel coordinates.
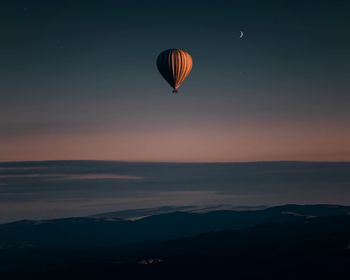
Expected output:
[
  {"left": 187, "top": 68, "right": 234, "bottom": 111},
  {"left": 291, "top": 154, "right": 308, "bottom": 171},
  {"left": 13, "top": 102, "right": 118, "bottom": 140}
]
[{"left": 156, "top": 49, "right": 193, "bottom": 93}]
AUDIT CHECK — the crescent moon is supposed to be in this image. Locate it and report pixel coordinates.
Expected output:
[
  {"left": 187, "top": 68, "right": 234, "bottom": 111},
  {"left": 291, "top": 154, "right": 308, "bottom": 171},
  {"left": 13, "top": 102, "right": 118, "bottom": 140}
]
[{"left": 239, "top": 31, "right": 244, "bottom": 38}]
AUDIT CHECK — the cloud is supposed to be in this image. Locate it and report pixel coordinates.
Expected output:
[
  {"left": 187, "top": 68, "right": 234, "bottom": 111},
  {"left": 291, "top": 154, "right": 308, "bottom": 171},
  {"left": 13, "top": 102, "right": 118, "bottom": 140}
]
[
  {"left": 65, "top": 174, "right": 142, "bottom": 180},
  {"left": 0, "top": 167, "right": 47, "bottom": 171},
  {"left": 0, "top": 173, "right": 142, "bottom": 180}
]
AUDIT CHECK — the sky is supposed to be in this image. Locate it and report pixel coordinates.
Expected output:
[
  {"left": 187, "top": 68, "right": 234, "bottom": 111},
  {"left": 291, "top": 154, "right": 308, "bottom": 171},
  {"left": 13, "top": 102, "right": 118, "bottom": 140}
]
[{"left": 1, "top": 0, "right": 349, "bottom": 162}]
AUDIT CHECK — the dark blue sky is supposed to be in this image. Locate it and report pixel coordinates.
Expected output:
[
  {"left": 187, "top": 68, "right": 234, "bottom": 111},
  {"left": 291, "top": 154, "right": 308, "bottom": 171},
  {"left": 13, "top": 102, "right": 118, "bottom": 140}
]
[{"left": 1, "top": 0, "right": 349, "bottom": 161}]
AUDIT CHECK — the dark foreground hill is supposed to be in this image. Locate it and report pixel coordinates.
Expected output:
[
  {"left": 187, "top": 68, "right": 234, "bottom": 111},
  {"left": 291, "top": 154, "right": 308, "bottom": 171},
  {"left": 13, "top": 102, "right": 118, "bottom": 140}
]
[{"left": 1, "top": 204, "right": 350, "bottom": 279}]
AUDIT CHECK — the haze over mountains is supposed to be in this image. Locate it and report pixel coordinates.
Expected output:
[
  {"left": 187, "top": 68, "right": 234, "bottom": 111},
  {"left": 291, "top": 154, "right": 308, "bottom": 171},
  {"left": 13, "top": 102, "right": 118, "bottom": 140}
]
[{"left": 1, "top": 160, "right": 350, "bottom": 223}]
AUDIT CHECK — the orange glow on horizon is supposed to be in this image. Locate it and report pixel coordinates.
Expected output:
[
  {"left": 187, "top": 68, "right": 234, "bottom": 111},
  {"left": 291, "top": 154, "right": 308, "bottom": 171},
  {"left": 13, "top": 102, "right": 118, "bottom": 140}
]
[{"left": 1, "top": 120, "right": 350, "bottom": 162}]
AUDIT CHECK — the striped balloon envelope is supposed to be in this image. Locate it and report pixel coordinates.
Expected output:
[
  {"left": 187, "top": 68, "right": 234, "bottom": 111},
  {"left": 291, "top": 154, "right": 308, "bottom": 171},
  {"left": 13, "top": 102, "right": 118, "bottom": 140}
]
[{"left": 156, "top": 49, "right": 193, "bottom": 93}]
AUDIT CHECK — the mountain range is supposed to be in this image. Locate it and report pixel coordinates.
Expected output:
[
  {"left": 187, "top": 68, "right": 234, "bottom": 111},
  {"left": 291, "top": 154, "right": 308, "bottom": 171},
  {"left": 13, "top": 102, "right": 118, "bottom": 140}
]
[{"left": 1, "top": 204, "right": 350, "bottom": 279}]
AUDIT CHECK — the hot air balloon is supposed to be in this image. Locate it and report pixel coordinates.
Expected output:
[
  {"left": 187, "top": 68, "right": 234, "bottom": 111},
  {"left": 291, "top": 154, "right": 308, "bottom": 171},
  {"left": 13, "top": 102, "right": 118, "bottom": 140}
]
[{"left": 156, "top": 49, "right": 193, "bottom": 93}]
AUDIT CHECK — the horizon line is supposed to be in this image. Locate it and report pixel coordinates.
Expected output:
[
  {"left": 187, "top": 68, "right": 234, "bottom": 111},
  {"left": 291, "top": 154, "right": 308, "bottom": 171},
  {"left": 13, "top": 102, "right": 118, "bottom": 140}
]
[{"left": 1, "top": 159, "right": 350, "bottom": 164}]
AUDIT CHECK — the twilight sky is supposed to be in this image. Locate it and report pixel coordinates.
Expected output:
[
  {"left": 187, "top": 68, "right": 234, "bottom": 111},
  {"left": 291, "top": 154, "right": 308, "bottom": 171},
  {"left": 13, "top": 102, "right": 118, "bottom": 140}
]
[{"left": 1, "top": 0, "right": 349, "bottom": 162}]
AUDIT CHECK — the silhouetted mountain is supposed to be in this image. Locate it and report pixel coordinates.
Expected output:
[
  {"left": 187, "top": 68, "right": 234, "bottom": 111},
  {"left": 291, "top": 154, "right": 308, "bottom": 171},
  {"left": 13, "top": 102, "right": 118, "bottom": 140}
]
[
  {"left": 1, "top": 204, "right": 350, "bottom": 279},
  {"left": 152, "top": 215, "right": 350, "bottom": 257},
  {"left": 1, "top": 204, "right": 349, "bottom": 249},
  {"left": 140, "top": 215, "right": 350, "bottom": 279}
]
